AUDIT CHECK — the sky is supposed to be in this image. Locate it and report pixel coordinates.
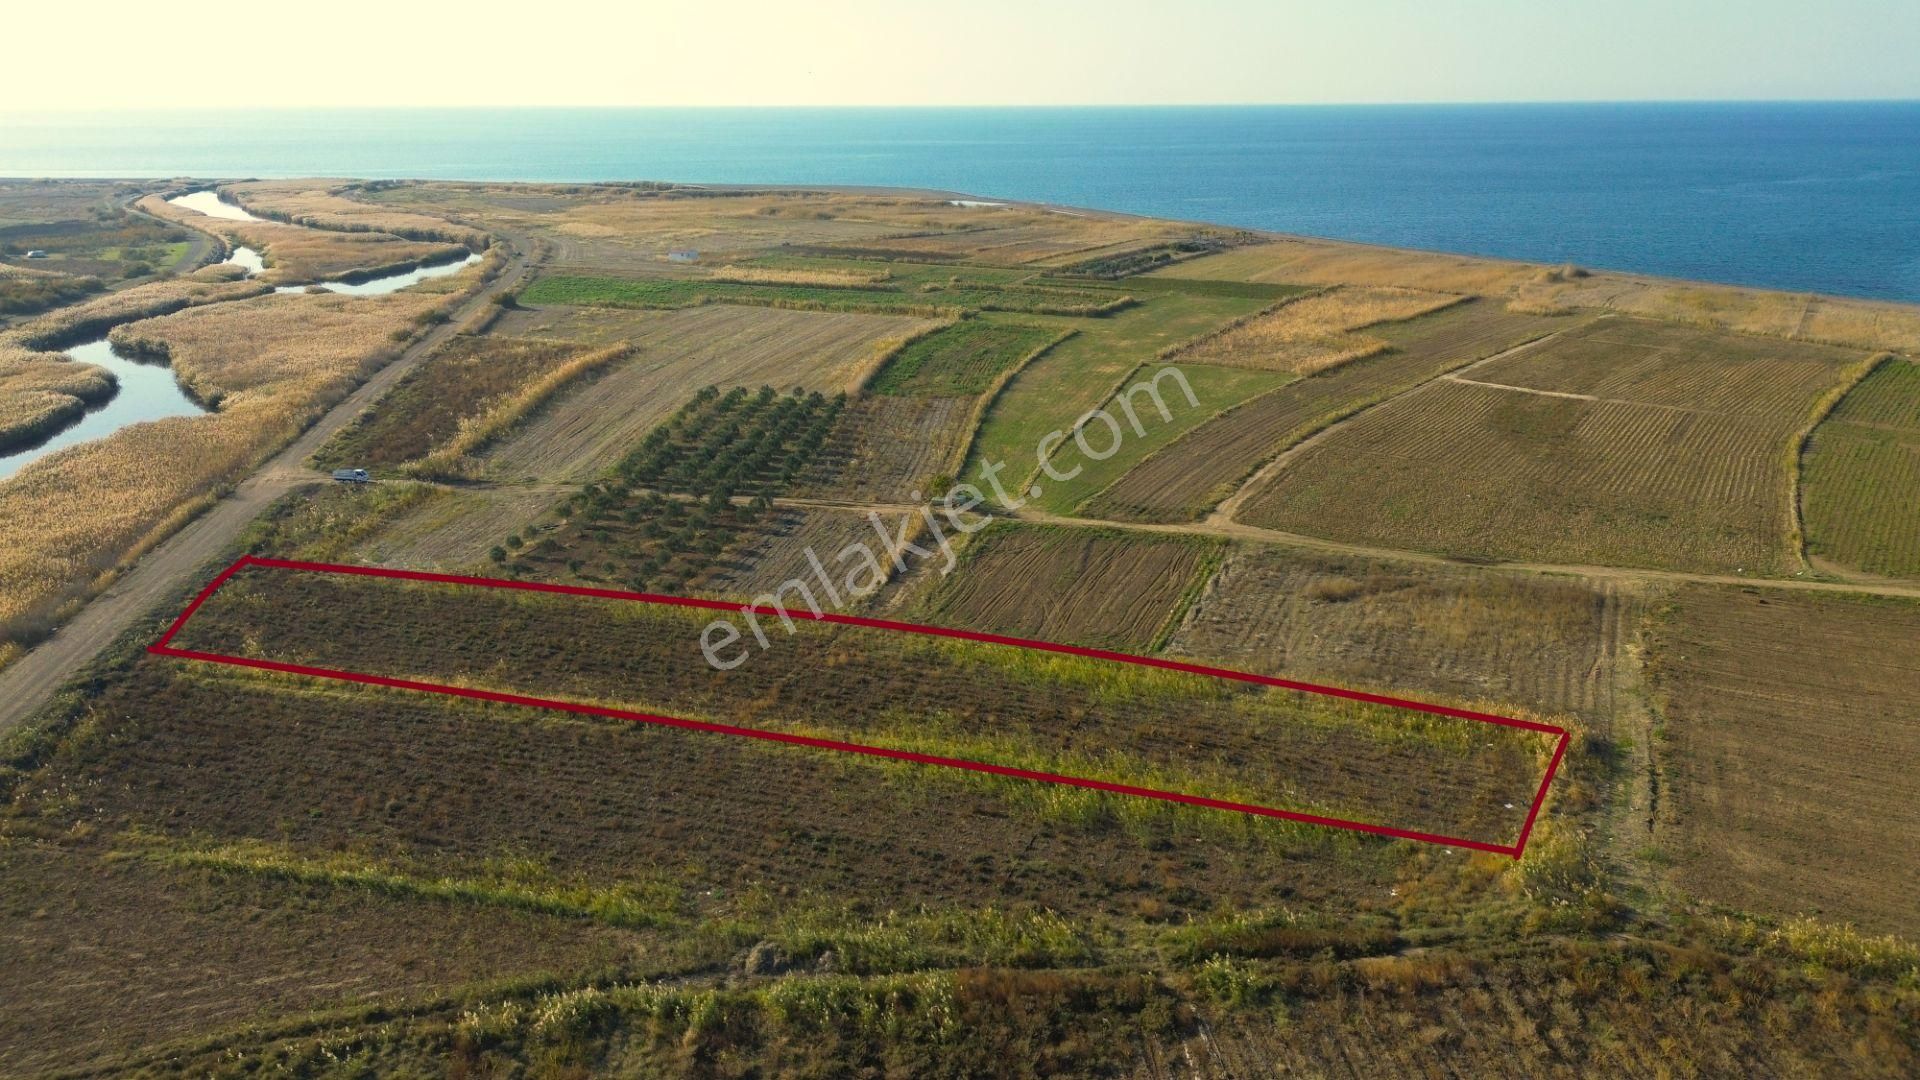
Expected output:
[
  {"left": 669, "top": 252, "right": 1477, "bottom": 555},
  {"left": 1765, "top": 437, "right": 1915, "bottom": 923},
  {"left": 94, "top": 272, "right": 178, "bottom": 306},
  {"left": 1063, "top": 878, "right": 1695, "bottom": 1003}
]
[{"left": 10, "top": 0, "right": 1919, "bottom": 110}]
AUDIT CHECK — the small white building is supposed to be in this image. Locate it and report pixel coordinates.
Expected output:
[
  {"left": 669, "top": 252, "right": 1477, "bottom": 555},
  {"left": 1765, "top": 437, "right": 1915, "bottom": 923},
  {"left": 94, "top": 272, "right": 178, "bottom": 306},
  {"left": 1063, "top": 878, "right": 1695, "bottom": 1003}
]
[
  {"left": 23, "top": 250, "right": 48, "bottom": 259},
  {"left": 667, "top": 249, "right": 699, "bottom": 263}
]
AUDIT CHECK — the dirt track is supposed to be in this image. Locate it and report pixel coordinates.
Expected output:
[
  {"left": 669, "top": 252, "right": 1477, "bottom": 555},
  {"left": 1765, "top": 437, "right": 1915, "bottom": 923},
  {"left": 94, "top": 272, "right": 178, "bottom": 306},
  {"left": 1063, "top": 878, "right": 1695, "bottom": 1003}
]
[{"left": 0, "top": 234, "right": 533, "bottom": 734}]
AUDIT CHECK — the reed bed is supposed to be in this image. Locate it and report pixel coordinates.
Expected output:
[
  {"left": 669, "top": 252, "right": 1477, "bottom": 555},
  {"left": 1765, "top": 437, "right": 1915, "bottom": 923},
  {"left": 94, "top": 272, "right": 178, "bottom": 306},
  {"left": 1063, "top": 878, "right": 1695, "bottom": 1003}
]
[
  {"left": 0, "top": 276, "right": 271, "bottom": 350},
  {"left": 222, "top": 180, "right": 491, "bottom": 249},
  {"left": 0, "top": 345, "right": 116, "bottom": 451},
  {"left": 138, "top": 195, "right": 470, "bottom": 285},
  {"left": 0, "top": 278, "right": 476, "bottom": 652},
  {"left": 1169, "top": 286, "right": 1464, "bottom": 374}
]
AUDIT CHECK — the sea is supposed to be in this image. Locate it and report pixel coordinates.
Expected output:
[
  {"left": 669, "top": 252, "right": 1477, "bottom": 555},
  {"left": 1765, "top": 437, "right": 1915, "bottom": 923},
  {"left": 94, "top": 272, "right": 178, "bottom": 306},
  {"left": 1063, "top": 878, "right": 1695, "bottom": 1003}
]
[{"left": 3, "top": 103, "right": 1918, "bottom": 301}]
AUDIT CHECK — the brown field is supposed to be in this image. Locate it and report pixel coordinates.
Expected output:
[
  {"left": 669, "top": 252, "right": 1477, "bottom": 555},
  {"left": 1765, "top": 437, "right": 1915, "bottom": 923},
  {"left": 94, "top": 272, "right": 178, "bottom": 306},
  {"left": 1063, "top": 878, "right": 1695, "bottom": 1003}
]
[
  {"left": 1167, "top": 545, "right": 1629, "bottom": 722},
  {"left": 1647, "top": 586, "right": 1920, "bottom": 936},
  {"left": 0, "top": 843, "right": 644, "bottom": 1078},
  {"left": 794, "top": 393, "right": 976, "bottom": 503},
  {"left": 913, "top": 524, "right": 1217, "bottom": 651},
  {"left": 139, "top": 194, "right": 469, "bottom": 285},
  {"left": 703, "top": 506, "right": 903, "bottom": 598},
  {"left": 1086, "top": 301, "right": 1582, "bottom": 522},
  {"left": 1239, "top": 317, "right": 1868, "bottom": 575},
  {"left": 1169, "top": 285, "right": 1464, "bottom": 375},
  {"left": 1802, "top": 358, "right": 1920, "bottom": 578},
  {"left": 165, "top": 565, "right": 1555, "bottom": 847},
  {"left": 481, "top": 304, "right": 941, "bottom": 482},
  {"left": 351, "top": 486, "right": 563, "bottom": 572}
]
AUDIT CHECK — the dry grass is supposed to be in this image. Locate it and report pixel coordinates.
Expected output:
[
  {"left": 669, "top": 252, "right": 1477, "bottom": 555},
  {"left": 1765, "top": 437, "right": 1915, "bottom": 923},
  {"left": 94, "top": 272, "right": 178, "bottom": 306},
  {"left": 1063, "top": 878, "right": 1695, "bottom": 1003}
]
[
  {"left": 1153, "top": 238, "right": 1539, "bottom": 295},
  {"left": 0, "top": 275, "right": 271, "bottom": 349},
  {"left": 0, "top": 345, "right": 114, "bottom": 450},
  {"left": 222, "top": 179, "right": 490, "bottom": 247},
  {"left": 1169, "top": 286, "right": 1465, "bottom": 374},
  {"left": 139, "top": 194, "right": 470, "bottom": 285},
  {"left": 707, "top": 263, "right": 891, "bottom": 288}
]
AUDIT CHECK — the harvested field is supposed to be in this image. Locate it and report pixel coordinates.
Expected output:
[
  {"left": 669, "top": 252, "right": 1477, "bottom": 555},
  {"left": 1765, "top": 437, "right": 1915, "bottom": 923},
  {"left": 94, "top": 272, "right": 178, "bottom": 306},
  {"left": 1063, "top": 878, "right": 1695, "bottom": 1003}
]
[
  {"left": 1167, "top": 545, "right": 1628, "bottom": 721},
  {"left": 796, "top": 394, "right": 976, "bottom": 503},
  {"left": 1647, "top": 586, "right": 1920, "bottom": 936},
  {"left": 481, "top": 305, "right": 939, "bottom": 482},
  {"left": 0, "top": 843, "right": 642, "bottom": 1078},
  {"left": 914, "top": 525, "right": 1217, "bottom": 652},
  {"left": 1170, "top": 286, "right": 1464, "bottom": 375},
  {"left": 163, "top": 564, "right": 1557, "bottom": 849},
  {"left": 353, "top": 487, "right": 562, "bottom": 572},
  {"left": 1467, "top": 316, "right": 1863, "bottom": 414},
  {"left": 1087, "top": 301, "right": 1581, "bottom": 523},
  {"left": 1802, "top": 358, "right": 1920, "bottom": 578},
  {"left": 704, "top": 506, "right": 898, "bottom": 598},
  {"left": 1239, "top": 317, "right": 1868, "bottom": 575}
]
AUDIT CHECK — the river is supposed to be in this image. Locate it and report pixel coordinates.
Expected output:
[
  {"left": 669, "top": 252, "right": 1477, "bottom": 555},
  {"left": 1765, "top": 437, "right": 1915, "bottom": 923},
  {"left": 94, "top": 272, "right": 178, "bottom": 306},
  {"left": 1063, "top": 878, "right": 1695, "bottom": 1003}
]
[{"left": 0, "top": 193, "right": 480, "bottom": 478}]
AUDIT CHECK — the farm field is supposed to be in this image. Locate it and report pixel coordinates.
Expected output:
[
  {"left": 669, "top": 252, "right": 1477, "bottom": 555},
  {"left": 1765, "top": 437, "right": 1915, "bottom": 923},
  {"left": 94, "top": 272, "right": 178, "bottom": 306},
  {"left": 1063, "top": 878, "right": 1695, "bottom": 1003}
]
[
  {"left": 1166, "top": 544, "right": 1630, "bottom": 723},
  {"left": 480, "top": 304, "right": 937, "bottom": 482},
  {"left": 964, "top": 287, "right": 1298, "bottom": 497},
  {"left": 1237, "top": 317, "right": 1869, "bottom": 575},
  {"left": 167, "top": 563, "right": 1558, "bottom": 848},
  {"left": 1168, "top": 285, "right": 1464, "bottom": 375},
  {"left": 912, "top": 524, "right": 1218, "bottom": 652},
  {"left": 519, "top": 273, "right": 1133, "bottom": 317},
  {"left": 1646, "top": 586, "right": 1920, "bottom": 936},
  {"left": 1801, "top": 358, "right": 1920, "bottom": 578},
  {"left": 311, "top": 335, "right": 623, "bottom": 473},
  {"left": 5, "top": 178, "right": 1920, "bottom": 1076},
  {"left": 1085, "top": 301, "right": 1581, "bottom": 522}
]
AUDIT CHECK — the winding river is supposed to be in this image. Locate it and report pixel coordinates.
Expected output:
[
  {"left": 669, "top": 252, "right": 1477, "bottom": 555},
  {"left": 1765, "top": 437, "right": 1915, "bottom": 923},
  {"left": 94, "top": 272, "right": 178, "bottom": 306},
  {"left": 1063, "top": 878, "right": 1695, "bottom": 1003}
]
[{"left": 0, "top": 193, "right": 480, "bottom": 479}]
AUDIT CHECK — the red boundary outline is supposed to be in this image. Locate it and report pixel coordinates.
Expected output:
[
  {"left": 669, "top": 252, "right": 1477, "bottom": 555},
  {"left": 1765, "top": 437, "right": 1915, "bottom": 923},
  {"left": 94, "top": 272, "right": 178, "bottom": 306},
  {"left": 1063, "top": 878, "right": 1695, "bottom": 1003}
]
[{"left": 150, "top": 555, "right": 1570, "bottom": 858}]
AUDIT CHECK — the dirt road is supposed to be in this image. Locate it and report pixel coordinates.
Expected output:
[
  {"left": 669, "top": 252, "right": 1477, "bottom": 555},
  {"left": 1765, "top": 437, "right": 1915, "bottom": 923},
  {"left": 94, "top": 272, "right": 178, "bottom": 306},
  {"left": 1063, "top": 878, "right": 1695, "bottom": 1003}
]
[{"left": 0, "top": 236, "right": 533, "bottom": 734}]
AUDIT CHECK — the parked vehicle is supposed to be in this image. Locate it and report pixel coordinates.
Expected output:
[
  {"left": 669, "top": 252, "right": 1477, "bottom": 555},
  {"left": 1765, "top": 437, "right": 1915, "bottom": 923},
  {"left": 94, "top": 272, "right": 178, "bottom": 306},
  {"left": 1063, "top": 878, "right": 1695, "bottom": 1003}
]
[{"left": 331, "top": 468, "right": 371, "bottom": 483}]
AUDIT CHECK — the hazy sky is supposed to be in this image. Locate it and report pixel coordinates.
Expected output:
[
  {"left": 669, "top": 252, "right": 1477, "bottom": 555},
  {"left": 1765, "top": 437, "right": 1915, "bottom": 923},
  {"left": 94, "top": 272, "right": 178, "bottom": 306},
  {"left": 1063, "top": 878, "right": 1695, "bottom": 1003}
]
[{"left": 12, "top": 0, "right": 1919, "bottom": 110}]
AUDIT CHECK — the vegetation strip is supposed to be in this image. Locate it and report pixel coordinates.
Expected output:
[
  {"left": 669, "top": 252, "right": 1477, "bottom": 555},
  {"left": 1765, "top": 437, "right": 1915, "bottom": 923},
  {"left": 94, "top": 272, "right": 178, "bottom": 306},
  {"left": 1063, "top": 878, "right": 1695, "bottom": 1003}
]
[{"left": 149, "top": 555, "right": 1569, "bottom": 856}]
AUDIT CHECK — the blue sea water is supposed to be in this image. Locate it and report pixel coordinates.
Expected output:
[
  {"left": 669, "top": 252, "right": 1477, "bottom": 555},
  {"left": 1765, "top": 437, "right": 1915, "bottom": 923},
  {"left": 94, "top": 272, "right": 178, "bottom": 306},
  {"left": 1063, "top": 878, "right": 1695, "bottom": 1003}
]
[{"left": 4, "top": 103, "right": 1918, "bottom": 300}]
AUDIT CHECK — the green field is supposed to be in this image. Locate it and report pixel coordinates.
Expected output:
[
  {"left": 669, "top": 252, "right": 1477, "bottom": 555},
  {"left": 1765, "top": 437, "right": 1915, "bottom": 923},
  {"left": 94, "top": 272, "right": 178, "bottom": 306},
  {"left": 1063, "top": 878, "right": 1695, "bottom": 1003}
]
[
  {"left": 964, "top": 288, "right": 1300, "bottom": 496},
  {"left": 1802, "top": 357, "right": 1920, "bottom": 578},
  {"left": 867, "top": 317, "right": 1064, "bottom": 397}
]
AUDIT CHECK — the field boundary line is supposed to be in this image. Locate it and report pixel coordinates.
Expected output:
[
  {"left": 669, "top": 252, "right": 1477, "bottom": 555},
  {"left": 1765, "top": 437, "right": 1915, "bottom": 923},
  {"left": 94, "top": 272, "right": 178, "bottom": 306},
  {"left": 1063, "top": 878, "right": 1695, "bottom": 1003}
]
[{"left": 150, "top": 554, "right": 1570, "bottom": 857}]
